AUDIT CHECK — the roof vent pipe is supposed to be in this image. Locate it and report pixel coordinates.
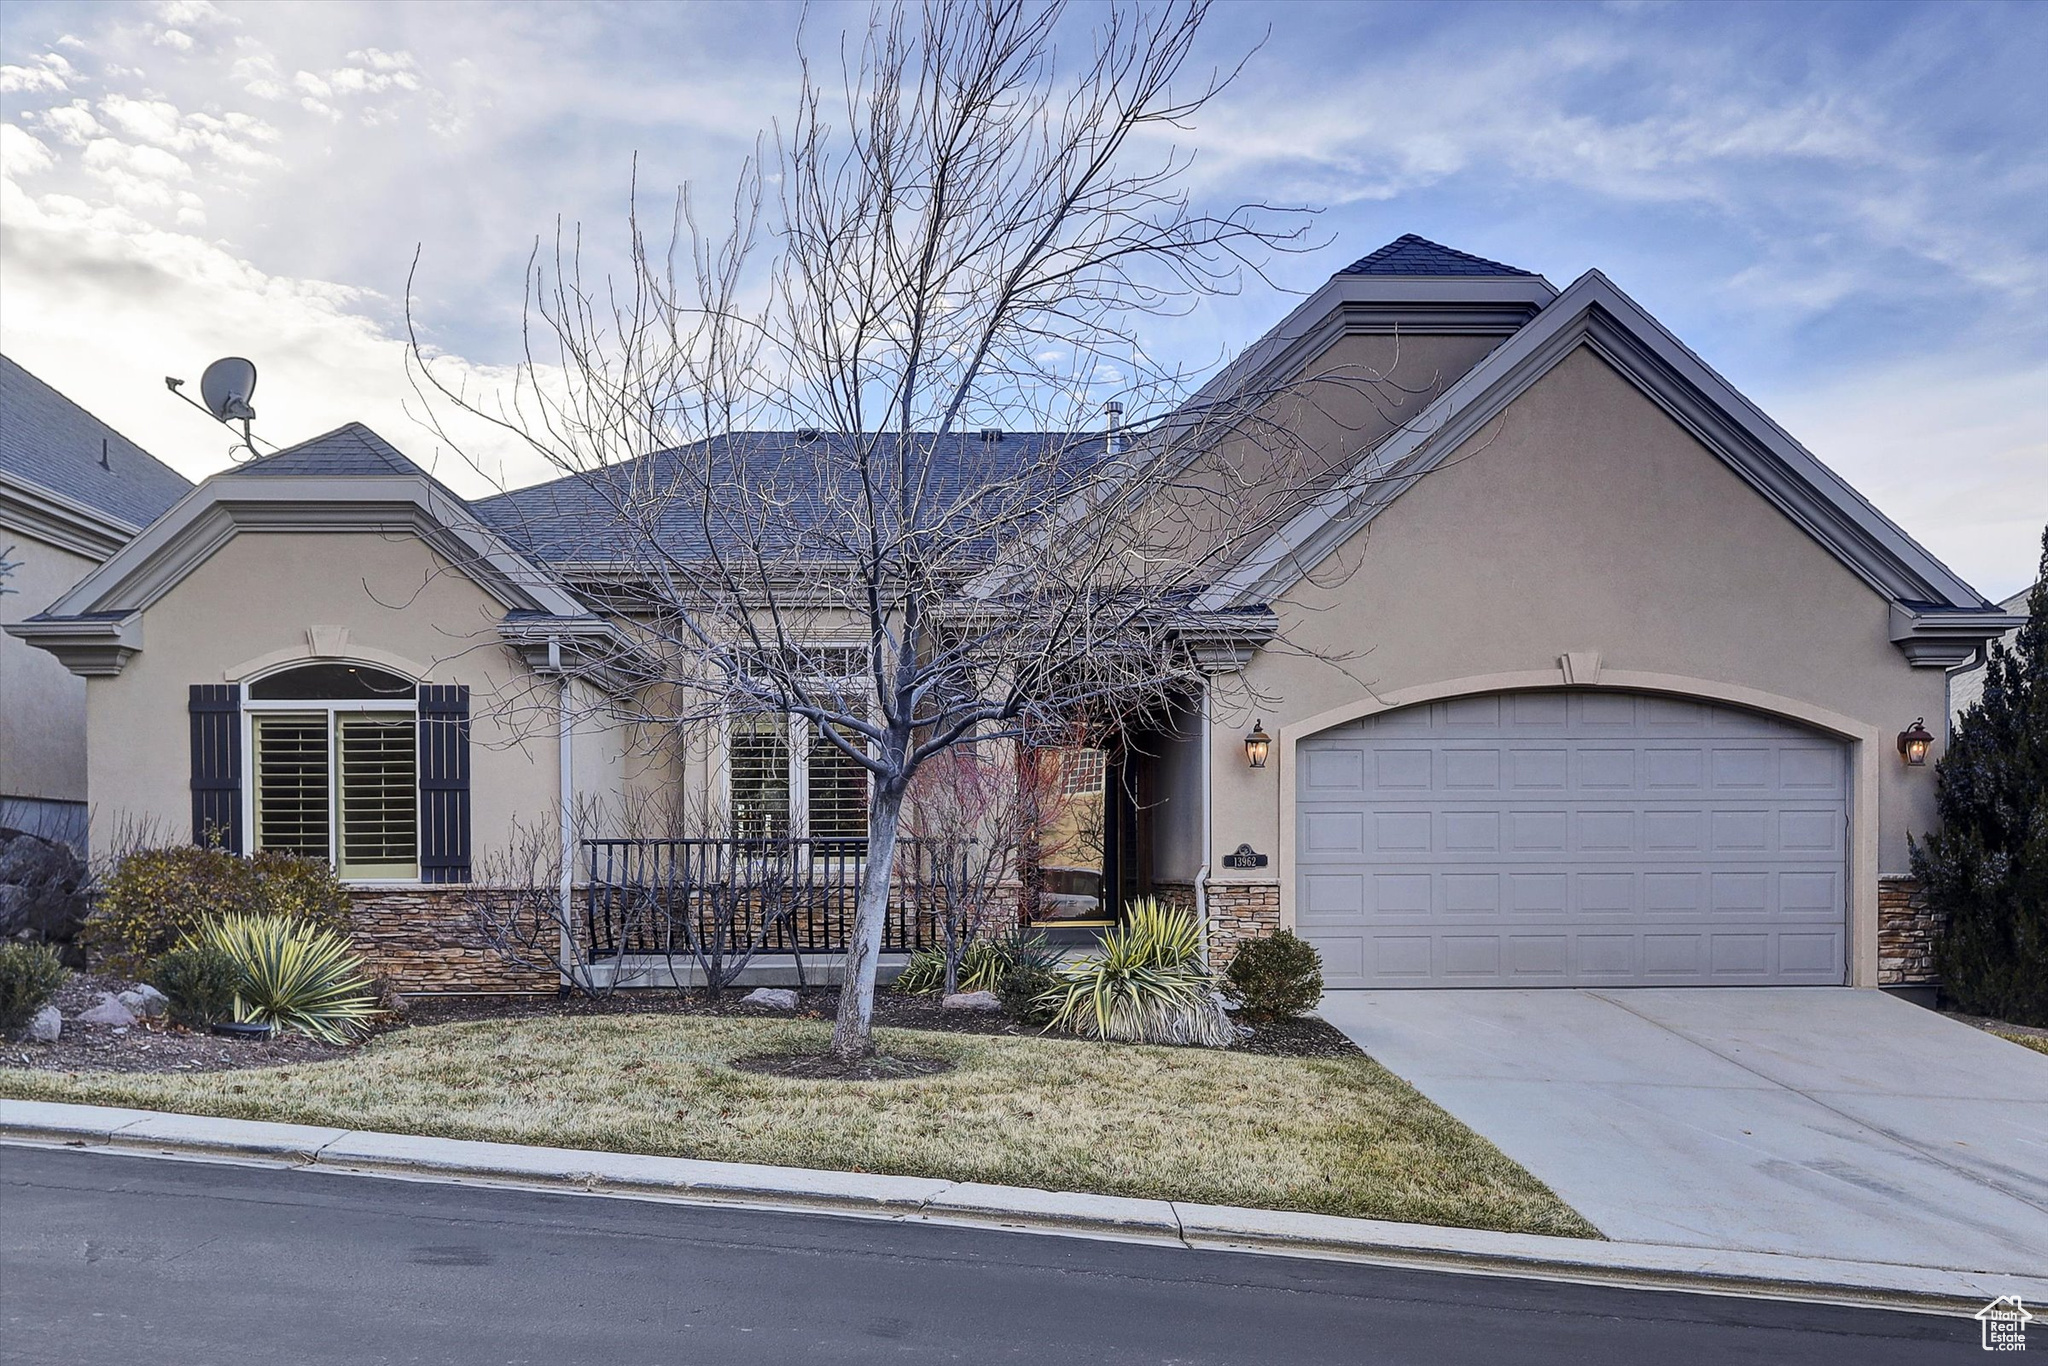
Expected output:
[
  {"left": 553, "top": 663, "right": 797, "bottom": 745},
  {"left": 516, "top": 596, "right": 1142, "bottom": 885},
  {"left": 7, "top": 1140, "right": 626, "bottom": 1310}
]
[{"left": 1105, "top": 400, "right": 1124, "bottom": 457}]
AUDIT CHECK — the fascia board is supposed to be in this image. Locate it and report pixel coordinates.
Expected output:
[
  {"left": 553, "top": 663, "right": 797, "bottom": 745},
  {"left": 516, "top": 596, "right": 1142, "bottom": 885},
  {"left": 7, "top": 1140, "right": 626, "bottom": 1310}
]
[
  {"left": 41, "top": 472, "right": 591, "bottom": 620},
  {"left": 1202, "top": 270, "right": 1997, "bottom": 613},
  {"left": 0, "top": 472, "right": 139, "bottom": 561}
]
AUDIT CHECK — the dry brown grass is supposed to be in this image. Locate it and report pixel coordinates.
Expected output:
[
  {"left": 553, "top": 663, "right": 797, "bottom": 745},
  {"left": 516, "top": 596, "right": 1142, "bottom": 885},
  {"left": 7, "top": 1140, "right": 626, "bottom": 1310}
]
[
  {"left": 1994, "top": 1030, "right": 2048, "bottom": 1057},
  {"left": 0, "top": 1015, "right": 1596, "bottom": 1237}
]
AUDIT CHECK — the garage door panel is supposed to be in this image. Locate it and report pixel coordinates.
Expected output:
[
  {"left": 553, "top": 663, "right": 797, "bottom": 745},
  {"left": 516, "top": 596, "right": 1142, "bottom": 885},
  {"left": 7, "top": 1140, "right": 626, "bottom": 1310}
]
[{"left": 1300, "top": 691, "right": 1848, "bottom": 988}]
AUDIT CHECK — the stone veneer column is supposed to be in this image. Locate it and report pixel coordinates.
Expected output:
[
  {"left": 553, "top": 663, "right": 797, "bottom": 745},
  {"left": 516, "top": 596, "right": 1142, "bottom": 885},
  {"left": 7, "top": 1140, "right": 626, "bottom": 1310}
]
[
  {"left": 1877, "top": 875, "right": 1942, "bottom": 987},
  {"left": 1204, "top": 881, "right": 1279, "bottom": 970}
]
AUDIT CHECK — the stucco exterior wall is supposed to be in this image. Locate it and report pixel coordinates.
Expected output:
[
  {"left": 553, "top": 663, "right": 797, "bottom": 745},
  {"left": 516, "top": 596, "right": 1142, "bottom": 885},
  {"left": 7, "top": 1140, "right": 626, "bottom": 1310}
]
[
  {"left": 0, "top": 525, "right": 99, "bottom": 806},
  {"left": 1198, "top": 344, "right": 1948, "bottom": 988},
  {"left": 85, "top": 529, "right": 622, "bottom": 868}
]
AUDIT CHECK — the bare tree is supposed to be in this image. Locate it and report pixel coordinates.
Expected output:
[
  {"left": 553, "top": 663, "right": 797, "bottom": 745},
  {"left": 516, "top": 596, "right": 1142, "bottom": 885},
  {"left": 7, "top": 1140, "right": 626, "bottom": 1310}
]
[{"left": 409, "top": 0, "right": 1432, "bottom": 1061}]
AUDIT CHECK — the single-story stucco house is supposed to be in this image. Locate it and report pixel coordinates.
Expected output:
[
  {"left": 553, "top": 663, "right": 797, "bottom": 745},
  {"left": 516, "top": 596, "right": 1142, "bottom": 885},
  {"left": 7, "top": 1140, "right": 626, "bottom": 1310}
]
[
  {"left": 6, "top": 236, "right": 2024, "bottom": 994},
  {"left": 0, "top": 356, "right": 193, "bottom": 847}
]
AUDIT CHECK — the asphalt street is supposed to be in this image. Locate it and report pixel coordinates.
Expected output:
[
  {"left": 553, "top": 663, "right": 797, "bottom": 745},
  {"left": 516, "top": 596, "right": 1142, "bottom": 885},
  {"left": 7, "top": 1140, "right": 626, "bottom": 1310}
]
[{"left": 1, "top": 1144, "right": 1973, "bottom": 1364}]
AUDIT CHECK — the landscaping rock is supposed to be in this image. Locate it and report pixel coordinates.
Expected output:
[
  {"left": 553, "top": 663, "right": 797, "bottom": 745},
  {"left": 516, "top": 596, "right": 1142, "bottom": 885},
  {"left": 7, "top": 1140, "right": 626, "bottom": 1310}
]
[
  {"left": 941, "top": 990, "right": 1001, "bottom": 1012},
  {"left": 77, "top": 993, "right": 138, "bottom": 1028},
  {"left": 118, "top": 985, "right": 169, "bottom": 1019},
  {"left": 27, "top": 1004, "right": 61, "bottom": 1043},
  {"left": 741, "top": 987, "right": 800, "bottom": 1010},
  {"left": 0, "top": 827, "right": 89, "bottom": 945}
]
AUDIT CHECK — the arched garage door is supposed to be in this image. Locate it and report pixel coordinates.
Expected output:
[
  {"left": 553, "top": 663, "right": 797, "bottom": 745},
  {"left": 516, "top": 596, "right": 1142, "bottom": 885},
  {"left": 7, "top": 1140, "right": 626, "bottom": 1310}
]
[{"left": 1296, "top": 691, "right": 1847, "bottom": 988}]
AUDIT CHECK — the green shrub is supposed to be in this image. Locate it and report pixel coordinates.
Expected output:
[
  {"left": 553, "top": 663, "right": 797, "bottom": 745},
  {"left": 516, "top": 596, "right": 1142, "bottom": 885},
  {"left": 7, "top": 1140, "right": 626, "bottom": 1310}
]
[
  {"left": 1042, "top": 897, "right": 1233, "bottom": 1047},
  {"left": 1222, "top": 930, "right": 1324, "bottom": 1022},
  {"left": 1914, "top": 527, "right": 2047, "bottom": 1027},
  {"left": 0, "top": 943, "right": 69, "bottom": 1031},
  {"left": 997, "top": 962, "right": 1060, "bottom": 1025},
  {"left": 194, "top": 914, "right": 381, "bottom": 1045},
  {"left": 147, "top": 941, "right": 243, "bottom": 1029},
  {"left": 893, "top": 928, "right": 1059, "bottom": 995},
  {"left": 86, "top": 846, "right": 351, "bottom": 975}
]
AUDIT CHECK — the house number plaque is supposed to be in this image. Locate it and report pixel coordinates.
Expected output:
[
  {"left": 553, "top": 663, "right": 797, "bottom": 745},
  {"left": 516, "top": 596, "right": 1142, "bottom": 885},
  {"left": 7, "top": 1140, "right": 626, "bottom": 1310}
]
[{"left": 1222, "top": 843, "right": 1269, "bottom": 870}]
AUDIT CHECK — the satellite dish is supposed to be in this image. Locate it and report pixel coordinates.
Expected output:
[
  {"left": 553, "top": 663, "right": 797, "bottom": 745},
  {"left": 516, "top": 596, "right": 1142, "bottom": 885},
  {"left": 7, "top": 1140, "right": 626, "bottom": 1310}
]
[{"left": 199, "top": 357, "right": 257, "bottom": 421}]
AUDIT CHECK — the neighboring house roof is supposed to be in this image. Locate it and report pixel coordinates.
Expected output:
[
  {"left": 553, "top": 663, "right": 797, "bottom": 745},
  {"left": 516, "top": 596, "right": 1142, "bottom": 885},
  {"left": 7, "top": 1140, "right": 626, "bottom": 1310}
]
[
  {"left": 233, "top": 422, "right": 432, "bottom": 480},
  {"left": 1949, "top": 582, "right": 2037, "bottom": 719},
  {"left": 476, "top": 430, "right": 1108, "bottom": 564},
  {"left": 0, "top": 355, "right": 192, "bottom": 556},
  {"left": 1338, "top": 234, "right": 1536, "bottom": 277}
]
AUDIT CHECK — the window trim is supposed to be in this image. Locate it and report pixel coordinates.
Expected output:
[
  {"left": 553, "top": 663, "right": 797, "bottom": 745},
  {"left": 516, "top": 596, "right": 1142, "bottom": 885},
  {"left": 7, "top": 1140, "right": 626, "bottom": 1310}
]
[{"left": 240, "top": 665, "right": 421, "bottom": 885}]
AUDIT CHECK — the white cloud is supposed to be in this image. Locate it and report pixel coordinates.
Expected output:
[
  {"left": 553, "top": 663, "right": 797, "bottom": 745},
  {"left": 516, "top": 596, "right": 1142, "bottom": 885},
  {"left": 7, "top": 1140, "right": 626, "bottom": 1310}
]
[
  {"left": 34, "top": 101, "right": 104, "bottom": 145},
  {"left": 0, "top": 125, "right": 56, "bottom": 179},
  {"left": 154, "top": 28, "right": 195, "bottom": 53},
  {"left": 0, "top": 52, "right": 75, "bottom": 94}
]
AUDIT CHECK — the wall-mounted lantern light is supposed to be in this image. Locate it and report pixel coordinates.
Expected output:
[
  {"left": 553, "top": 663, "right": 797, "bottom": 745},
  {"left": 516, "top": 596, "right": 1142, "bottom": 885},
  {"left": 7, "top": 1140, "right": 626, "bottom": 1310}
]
[
  {"left": 1244, "top": 720, "right": 1271, "bottom": 769},
  {"left": 1898, "top": 718, "right": 1934, "bottom": 766}
]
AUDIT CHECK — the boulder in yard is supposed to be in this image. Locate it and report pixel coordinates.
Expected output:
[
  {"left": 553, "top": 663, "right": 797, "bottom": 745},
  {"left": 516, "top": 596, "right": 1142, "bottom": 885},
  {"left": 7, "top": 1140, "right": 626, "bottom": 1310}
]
[
  {"left": 0, "top": 828, "right": 89, "bottom": 945},
  {"left": 77, "top": 993, "right": 138, "bottom": 1028},
  {"left": 741, "top": 987, "right": 800, "bottom": 1010},
  {"left": 118, "top": 985, "right": 169, "bottom": 1019},
  {"left": 27, "top": 1004, "right": 61, "bottom": 1043},
  {"left": 941, "top": 990, "right": 1001, "bottom": 1012}
]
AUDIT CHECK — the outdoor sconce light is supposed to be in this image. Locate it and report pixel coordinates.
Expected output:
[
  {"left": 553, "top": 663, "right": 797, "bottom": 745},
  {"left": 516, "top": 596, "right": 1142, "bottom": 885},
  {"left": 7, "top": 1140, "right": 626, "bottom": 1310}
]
[
  {"left": 1244, "top": 720, "right": 1271, "bottom": 769},
  {"left": 1898, "top": 718, "right": 1933, "bottom": 767}
]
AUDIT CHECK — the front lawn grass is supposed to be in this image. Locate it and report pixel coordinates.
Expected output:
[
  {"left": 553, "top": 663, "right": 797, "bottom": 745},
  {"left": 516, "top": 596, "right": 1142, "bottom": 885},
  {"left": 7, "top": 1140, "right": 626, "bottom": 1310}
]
[{"left": 0, "top": 1015, "right": 1597, "bottom": 1238}]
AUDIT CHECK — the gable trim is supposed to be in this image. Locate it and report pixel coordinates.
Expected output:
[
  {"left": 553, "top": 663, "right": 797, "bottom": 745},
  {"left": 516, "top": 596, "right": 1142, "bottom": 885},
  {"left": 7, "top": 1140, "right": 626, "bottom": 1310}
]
[
  {"left": 37, "top": 473, "right": 593, "bottom": 623},
  {"left": 1199, "top": 270, "right": 1997, "bottom": 620}
]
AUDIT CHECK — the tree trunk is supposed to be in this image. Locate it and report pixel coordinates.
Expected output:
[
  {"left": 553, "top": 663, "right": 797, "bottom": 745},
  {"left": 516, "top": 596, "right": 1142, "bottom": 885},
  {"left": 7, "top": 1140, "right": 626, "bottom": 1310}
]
[{"left": 831, "top": 782, "right": 907, "bottom": 1061}]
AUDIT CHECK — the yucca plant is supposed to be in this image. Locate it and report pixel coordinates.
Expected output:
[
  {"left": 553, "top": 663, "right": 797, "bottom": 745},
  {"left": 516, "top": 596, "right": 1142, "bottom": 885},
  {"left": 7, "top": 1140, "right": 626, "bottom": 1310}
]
[
  {"left": 893, "top": 928, "right": 1060, "bottom": 995},
  {"left": 1042, "top": 897, "right": 1234, "bottom": 1047},
  {"left": 191, "top": 914, "right": 381, "bottom": 1044}
]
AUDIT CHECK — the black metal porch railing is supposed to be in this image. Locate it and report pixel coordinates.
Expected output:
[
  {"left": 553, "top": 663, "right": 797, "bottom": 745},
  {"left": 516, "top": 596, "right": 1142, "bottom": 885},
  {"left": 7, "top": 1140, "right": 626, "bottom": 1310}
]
[{"left": 581, "top": 836, "right": 961, "bottom": 964}]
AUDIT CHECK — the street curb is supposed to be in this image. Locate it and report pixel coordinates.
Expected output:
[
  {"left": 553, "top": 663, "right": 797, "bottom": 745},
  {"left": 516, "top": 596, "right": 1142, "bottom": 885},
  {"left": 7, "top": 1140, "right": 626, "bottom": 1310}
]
[{"left": 4, "top": 1098, "right": 2038, "bottom": 1316}]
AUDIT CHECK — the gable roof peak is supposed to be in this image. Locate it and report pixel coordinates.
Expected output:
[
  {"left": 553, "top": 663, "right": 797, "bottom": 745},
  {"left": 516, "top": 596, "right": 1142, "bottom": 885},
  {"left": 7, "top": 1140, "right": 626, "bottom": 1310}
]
[
  {"left": 232, "top": 421, "right": 431, "bottom": 480},
  {"left": 1339, "top": 234, "right": 1535, "bottom": 278}
]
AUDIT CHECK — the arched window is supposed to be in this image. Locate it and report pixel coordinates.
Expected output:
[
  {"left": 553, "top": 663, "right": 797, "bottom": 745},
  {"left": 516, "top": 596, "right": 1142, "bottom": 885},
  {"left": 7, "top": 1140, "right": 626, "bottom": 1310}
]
[{"left": 245, "top": 663, "right": 419, "bottom": 879}]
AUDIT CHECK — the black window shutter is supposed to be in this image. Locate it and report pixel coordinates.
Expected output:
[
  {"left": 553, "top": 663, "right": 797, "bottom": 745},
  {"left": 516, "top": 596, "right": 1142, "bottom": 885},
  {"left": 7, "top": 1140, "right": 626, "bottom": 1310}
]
[
  {"left": 418, "top": 685, "right": 471, "bottom": 884},
  {"left": 189, "top": 684, "right": 242, "bottom": 853}
]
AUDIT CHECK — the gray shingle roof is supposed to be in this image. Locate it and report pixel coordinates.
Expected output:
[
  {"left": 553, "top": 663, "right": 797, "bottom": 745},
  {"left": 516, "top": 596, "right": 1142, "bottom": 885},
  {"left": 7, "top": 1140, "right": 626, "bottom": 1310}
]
[
  {"left": 233, "top": 422, "right": 433, "bottom": 479},
  {"left": 475, "top": 430, "right": 1108, "bottom": 564},
  {"left": 1339, "top": 234, "right": 1534, "bottom": 277},
  {"left": 0, "top": 355, "right": 193, "bottom": 529}
]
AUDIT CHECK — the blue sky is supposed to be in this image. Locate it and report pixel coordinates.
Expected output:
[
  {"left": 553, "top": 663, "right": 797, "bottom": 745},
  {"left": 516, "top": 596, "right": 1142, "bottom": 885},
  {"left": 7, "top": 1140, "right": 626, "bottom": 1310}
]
[{"left": 2, "top": 0, "right": 2042, "bottom": 596}]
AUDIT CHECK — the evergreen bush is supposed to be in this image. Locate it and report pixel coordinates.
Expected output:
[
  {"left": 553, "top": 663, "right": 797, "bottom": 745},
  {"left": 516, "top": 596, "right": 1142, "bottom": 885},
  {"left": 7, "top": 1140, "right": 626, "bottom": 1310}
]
[
  {"left": 1912, "top": 527, "right": 2047, "bottom": 1026},
  {"left": 0, "top": 942, "right": 68, "bottom": 1031},
  {"left": 1222, "top": 930, "right": 1324, "bottom": 1022}
]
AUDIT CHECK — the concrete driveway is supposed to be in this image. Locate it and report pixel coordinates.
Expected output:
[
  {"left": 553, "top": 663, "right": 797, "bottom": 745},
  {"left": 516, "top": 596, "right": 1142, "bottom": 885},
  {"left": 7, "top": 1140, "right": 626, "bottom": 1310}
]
[{"left": 1317, "top": 989, "right": 2048, "bottom": 1275}]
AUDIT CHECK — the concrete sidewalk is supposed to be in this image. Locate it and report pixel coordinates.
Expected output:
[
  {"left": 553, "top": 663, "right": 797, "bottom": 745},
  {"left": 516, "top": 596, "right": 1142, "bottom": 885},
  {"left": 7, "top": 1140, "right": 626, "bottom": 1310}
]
[
  {"left": 1316, "top": 989, "right": 2048, "bottom": 1276},
  {"left": 3, "top": 1097, "right": 2039, "bottom": 1316}
]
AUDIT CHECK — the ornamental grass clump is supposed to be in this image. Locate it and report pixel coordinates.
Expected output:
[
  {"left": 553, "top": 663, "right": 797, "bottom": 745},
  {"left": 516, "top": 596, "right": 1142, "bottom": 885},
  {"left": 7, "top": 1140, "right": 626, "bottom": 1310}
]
[
  {"left": 192, "top": 914, "right": 381, "bottom": 1044},
  {"left": 0, "top": 943, "right": 69, "bottom": 1032},
  {"left": 1043, "top": 897, "right": 1234, "bottom": 1047}
]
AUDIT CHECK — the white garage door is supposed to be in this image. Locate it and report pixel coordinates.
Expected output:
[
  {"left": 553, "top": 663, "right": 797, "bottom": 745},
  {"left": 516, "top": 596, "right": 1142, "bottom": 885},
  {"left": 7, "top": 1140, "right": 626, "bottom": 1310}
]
[{"left": 1296, "top": 691, "right": 1848, "bottom": 988}]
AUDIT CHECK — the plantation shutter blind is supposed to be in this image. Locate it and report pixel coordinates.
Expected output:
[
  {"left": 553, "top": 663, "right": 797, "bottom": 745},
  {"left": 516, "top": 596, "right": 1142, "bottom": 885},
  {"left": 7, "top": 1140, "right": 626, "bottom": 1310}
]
[
  {"left": 337, "top": 714, "right": 417, "bottom": 879},
  {"left": 417, "top": 685, "right": 471, "bottom": 884},
  {"left": 730, "top": 715, "right": 791, "bottom": 838},
  {"left": 253, "top": 714, "right": 330, "bottom": 858},
  {"left": 188, "top": 683, "right": 242, "bottom": 853},
  {"left": 806, "top": 721, "right": 869, "bottom": 841}
]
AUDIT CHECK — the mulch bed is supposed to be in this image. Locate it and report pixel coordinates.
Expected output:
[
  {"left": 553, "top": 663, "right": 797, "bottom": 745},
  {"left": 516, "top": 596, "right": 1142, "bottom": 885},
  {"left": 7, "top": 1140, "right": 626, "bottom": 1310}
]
[
  {"left": 6, "top": 974, "right": 1362, "bottom": 1076},
  {"left": 403, "top": 987, "right": 1366, "bottom": 1059},
  {"left": 730, "top": 1051, "right": 957, "bottom": 1082},
  {"left": 3, "top": 971, "right": 350, "bottom": 1075}
]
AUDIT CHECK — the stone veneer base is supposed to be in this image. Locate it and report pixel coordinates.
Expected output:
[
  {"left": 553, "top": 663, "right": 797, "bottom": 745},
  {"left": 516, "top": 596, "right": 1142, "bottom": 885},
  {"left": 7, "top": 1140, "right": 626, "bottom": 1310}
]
[
  {"left": 348, "top": 887, "right": 556, "bottom": 995},
  {"left": 1877, "top": 875, "right": 1940, "bottom": 988}
]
